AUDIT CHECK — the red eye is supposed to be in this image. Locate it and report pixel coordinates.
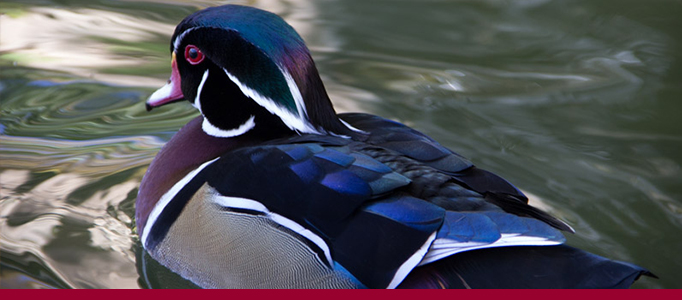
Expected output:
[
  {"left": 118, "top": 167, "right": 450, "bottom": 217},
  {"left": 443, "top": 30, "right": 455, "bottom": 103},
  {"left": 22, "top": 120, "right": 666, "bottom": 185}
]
[{"left": 184, "top": 45, "right": 204, "bottom": 65}]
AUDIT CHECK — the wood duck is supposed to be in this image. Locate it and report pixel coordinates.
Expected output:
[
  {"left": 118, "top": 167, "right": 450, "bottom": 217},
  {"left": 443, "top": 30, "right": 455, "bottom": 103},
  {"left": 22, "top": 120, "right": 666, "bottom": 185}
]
[{"left": 136, "top": 5, "right": 653, "bottom": 288}]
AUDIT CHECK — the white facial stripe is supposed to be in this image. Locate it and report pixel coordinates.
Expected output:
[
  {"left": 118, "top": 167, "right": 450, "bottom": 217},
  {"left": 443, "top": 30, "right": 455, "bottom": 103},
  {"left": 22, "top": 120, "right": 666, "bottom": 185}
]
[
  {"left": 141, "top": 157, "right": 219, "bottom": 248},
  {"left": 278, "top": 65, "right": 362, "bottom": 137},
  {"left": 211, "top": 195, "right": 334, "bottom": 267},
  {"left": 173, "top": 28, "right": 196, "bottom": 52},
  {"left": 223, "top": 68, "right": 321, "bottom": 135},
  {"left": 193, "top": 69, "right": 209, "bottom": 112},
  {"left": 202, "top": 115, "right": 256, "bottom": 138}
]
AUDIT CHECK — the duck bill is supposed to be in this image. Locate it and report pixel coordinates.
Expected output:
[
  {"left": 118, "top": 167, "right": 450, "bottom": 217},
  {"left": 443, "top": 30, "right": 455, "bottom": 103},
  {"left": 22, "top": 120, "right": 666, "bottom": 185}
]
[{"left": 146, "top": 54, "right": 185, "bottom": 111}]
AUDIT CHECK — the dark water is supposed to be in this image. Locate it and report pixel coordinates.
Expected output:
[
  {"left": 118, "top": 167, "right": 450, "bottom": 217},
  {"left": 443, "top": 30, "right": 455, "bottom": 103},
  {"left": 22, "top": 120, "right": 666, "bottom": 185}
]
[{"left": 1, "top": 0, "right": 680, "bottom": 289}]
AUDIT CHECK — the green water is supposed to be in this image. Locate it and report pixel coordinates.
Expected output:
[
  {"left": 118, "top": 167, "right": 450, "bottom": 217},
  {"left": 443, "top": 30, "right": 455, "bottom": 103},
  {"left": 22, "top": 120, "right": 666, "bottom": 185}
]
[{"left": 1, "top": 0, "right": 680, "bottom": 288}]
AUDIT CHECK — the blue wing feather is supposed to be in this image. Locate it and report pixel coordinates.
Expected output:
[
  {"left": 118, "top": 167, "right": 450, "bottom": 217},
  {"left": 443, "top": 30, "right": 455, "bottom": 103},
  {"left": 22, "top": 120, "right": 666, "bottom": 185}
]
[
  {"left": 320, "top": 169, "right": 372, "bottom": 196},
  {"left": 363, "top": 195, "right": 445, "bottom": 232},
  {"left": 437, "top": 212, "right": 564, "bottom": 243},
  {"left": 196, "top": 113, "right": 575, "bottom": 288},
  {"left": 289, "top": 159, "right": 323, "bottom": 184},
  {"left": 443, "top": 213, "right": 500, "bottom": 243},
  {"left": 204, "top": 142, "right": 438, "bottom": 287},
  {"left": 314, "top": 148, "right": 356, "bottom": 167},
  {"left": 277, "top": 143, "right": 320, "bottom": 161}
]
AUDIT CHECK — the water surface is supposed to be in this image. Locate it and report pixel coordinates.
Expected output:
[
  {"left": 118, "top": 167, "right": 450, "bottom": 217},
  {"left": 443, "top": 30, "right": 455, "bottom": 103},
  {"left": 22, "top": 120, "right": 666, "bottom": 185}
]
[{"left": 1, "top": 0, "right": 681, "bottom": 288}]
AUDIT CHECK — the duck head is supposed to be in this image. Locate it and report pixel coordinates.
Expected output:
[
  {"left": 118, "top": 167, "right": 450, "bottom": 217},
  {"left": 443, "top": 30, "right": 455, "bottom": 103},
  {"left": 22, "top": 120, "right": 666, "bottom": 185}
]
[{"left": 147, "top": 5, "right": 357, "bottom": 138}]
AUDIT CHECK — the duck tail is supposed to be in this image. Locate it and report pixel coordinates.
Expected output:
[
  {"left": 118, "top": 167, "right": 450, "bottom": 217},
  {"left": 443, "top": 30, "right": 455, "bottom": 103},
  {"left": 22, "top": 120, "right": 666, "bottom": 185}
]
[{"left": 397, "top": 245, "right": 655, "bottom": 289}]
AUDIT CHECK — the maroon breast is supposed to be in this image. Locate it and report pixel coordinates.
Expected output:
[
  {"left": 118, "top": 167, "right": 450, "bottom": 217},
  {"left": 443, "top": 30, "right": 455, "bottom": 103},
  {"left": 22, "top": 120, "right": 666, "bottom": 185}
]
[{"left": 136, "top": 116, "right": 253, "bottom": 237}]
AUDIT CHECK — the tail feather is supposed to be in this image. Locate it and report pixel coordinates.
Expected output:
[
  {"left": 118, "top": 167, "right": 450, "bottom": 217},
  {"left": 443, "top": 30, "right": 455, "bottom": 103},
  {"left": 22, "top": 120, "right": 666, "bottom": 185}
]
[
  {"left": 398, "top": 245, "right": 654, "bottom": 289},
  {"left": 485, "top": 192, "right": 575, "bottom": 233}
]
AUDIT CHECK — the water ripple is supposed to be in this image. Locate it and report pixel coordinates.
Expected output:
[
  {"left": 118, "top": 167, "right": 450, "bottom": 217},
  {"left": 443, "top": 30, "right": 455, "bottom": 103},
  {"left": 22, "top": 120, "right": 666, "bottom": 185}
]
[{"left": 1, "top": 0, "right": 679, "bottom": 289}]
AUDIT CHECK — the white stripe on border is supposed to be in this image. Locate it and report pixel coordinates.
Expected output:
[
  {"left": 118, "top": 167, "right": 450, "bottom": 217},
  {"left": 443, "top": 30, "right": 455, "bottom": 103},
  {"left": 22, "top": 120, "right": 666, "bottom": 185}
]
[
  {"left": 387, "top": 231, "right": 437, "bottom": 289},
  {"left": 211, "top": 194, "right": 333, "bottom": 267},
  {"left": 418, "top": 234, "right": 563, "bottom": 266},
  {"left": 141, "top": 157, "right": 219, "bottom": 248}
]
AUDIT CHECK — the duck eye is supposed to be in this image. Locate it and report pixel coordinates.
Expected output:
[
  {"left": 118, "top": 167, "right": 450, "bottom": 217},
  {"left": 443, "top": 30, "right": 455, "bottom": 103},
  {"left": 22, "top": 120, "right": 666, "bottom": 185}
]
[{"left": 184, "top": 45, "right": 204, "bottom": 65}]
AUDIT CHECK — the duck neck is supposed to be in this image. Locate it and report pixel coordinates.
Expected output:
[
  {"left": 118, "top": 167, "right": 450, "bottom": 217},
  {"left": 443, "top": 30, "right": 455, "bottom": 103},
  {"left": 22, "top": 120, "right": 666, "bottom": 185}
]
[{"left": 285, "top": 52, "right": 360, "bottom": 137}]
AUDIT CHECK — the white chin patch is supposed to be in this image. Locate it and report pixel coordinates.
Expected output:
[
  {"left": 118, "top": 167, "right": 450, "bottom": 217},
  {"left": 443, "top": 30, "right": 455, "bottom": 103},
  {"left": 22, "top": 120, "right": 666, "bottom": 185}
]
[
  {"left": 193, "top": 69, "right": 255, "bottom": 138},
  {"left": 202, "top": 115, "right": 256, "bottom": 138}
]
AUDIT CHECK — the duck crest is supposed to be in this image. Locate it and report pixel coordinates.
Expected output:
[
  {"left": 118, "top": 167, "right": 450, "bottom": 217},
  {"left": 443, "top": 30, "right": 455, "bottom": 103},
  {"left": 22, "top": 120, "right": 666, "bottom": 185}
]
[{"left": 171, "top": 5, "right": 355, "bottom": 137}]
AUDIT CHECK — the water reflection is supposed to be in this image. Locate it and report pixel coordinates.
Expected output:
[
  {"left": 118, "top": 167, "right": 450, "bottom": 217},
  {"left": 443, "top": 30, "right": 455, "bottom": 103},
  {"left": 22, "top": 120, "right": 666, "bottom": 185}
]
[
  {"left": 0, "top": 134, "right": 157, "bottom": 287},
  {"left": 0, "top": 7, "right": 172, "bottom": 87},
  {"left": 1, "top": 0, "right": 680, "bottom": 289}
]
